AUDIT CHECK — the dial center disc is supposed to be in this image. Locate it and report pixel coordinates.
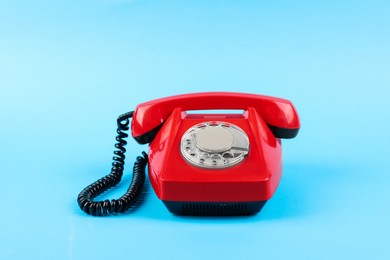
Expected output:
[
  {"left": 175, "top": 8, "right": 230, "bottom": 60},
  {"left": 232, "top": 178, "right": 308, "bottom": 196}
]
[{"left": 195, "top": 126, "right": 235, "bottom": 153}]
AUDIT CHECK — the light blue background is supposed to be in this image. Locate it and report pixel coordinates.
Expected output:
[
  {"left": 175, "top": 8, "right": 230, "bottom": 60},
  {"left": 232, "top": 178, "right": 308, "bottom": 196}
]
[{"left": 1, "top": 0, "right": 389, "bottom": 259}]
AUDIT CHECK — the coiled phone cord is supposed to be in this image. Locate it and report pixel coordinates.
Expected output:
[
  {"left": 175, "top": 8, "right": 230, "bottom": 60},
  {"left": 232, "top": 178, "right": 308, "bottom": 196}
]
[{"left": 77, "top": 111, "right": 148, "bottom": 216}]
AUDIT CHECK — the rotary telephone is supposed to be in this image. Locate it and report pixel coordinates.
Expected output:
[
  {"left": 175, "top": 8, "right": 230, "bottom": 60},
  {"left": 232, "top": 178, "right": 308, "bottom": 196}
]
[{"left": 77, "top": 92, "right": 300, "bottom": 216}]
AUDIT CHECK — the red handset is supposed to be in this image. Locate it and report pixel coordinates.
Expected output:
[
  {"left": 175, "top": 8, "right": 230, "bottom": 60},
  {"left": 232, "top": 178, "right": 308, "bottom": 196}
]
[
  {"left": 77, "top": 92, "right": 300, "bottom": 216},
  {"left": 132, "top": 92, "right": 299, "bottom": 144}
]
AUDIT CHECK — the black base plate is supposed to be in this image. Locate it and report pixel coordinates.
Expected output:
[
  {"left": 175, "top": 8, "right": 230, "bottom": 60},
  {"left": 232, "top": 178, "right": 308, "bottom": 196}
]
[{"left": 163, "top": 201, "right": 267, "bottom": 216}]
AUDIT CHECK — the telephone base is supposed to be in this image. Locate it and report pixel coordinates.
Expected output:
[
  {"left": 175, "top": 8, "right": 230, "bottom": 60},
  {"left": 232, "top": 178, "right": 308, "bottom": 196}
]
[{"left": 163, "top": 201, "right": 267, "bottom": 216}]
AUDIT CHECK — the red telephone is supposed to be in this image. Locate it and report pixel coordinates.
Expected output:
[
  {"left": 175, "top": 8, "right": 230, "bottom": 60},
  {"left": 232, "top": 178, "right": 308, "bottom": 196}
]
[{"left": 77, "top": 92, "right": 300, "bottom": 216}]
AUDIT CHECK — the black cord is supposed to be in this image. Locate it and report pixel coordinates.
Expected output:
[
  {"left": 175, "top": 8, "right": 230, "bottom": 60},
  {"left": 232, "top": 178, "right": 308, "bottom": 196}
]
[{"left": 77, "top": 111, "right": 148, "bottom": 216}]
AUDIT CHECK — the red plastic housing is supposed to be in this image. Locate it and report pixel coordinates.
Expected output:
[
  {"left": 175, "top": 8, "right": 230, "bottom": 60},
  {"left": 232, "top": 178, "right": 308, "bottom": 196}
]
[{"left": 131, "top": 92, "right": 300, "bottom": 213}]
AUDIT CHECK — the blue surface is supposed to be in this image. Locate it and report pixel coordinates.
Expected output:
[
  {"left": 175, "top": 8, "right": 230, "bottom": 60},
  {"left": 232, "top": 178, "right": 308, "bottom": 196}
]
[{"left": 1, "top": 0, "right": 389, "bottom": 259}]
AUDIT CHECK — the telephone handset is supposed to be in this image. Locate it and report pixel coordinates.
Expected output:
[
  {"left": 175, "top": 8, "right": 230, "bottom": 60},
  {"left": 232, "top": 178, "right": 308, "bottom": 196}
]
[{"left": 77, "top": 92, "right": 300, "bottom": 216}]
